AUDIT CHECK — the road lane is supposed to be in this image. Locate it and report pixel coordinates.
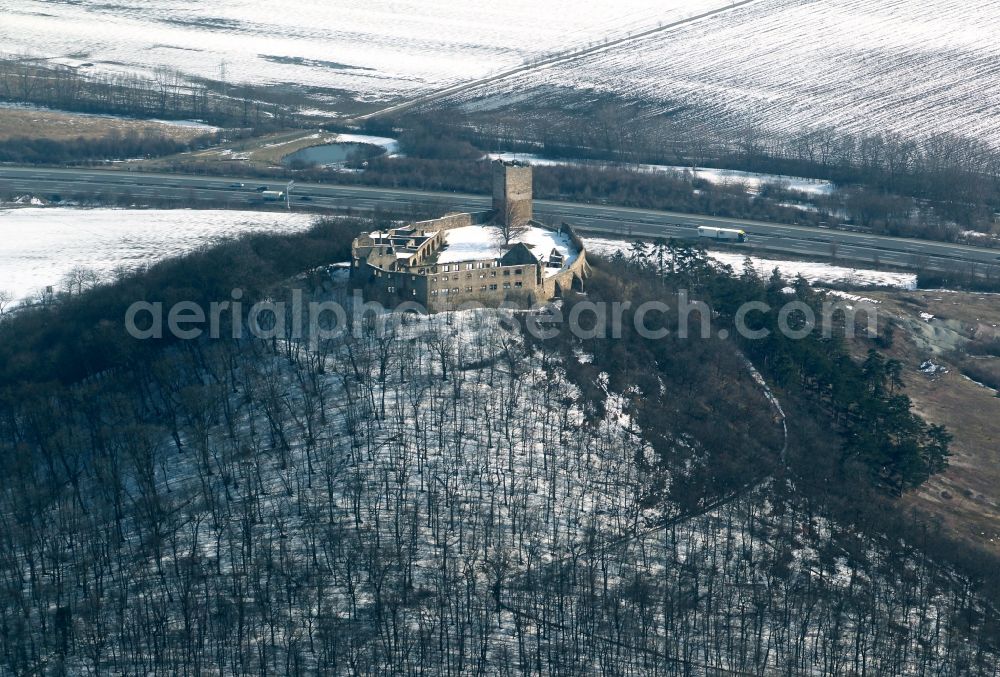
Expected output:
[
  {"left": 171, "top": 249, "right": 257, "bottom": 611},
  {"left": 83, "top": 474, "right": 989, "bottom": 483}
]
[{"left": 2, "top": 165, "right": 999, "bottom": 276}]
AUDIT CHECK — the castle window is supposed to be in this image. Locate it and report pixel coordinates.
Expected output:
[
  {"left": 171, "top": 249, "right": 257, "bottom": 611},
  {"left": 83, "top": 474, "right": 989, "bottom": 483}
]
[
  {"left": 479, "top": 274, "right": 485, "bottom": 279},
  {"left": 431, "top": 290, "right": 439, "bottom": 296},
  {"left": 490, "top": 271, "right": 497, "bottom": 278},
  {"left": 452, "top": 288, "right": 459, "bottom": 294},
  {"left": 480, "top": 285, "right": 488, "bottom": 291},
  {"left": 465, "top": 263, "right": 474, "bottom": 271},
  {"left": 387, "top": 286, "right": 395, "bottom": 293},
  {"left": 412, "top": 289, "right": 417, "bottom": 296},
  {"left": 489, "top": 284, "right": 498, "bottom": 291},
  {"left": 514, "top": 281, "right": 523, "bottom": 288},
  {"left": 503, "top": 283, "right": 511, "bottom": 289},
  {"left": 442, "top": 276, "right": 449, "bottom": 282},
  {"left": 515, "top": 268, "right": 523, "bottom": 275},
  {"left": 443, "top": 265, "right": 451, "bottom": 272},
  {"left": 465, "top": 286, "right": 472, "bottom": 292},
  {"left": 503, "top": 270, "right": 510, "bottom": 277},
  {"left": 466, "top": 273, "right": 472, "bottom": 279}
]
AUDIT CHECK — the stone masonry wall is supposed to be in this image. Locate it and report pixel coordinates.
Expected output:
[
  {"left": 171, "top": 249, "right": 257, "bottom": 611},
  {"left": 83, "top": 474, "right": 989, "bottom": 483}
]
[{"left": 492, "top": 163, "right": 533, "bottom": 225}]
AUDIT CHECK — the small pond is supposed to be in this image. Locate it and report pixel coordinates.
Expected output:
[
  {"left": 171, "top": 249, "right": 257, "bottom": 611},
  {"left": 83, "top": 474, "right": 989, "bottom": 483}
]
[{"left": 283, "top": 142, "right": 383, "bottom": 167}]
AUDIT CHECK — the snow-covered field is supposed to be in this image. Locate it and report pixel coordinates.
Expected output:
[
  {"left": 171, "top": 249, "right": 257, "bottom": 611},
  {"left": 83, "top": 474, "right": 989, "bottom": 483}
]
[
  {"left": 6, "top": 1, "right": 995, "bottom": 144},
  {"left": 487, "top": 152, "right": 836, "bottom": 195},
  {"left": 0, "top": 208, "right": 314, "bottom": 304},
  {"left": 456, "top": 0, "right": 1000, "bottom": 147},
  {"left": 584, "top": 236, "right": 919, "bottom": 289},
  {"left": 0, "top": 0, "right": 727, "bottom": 104}
]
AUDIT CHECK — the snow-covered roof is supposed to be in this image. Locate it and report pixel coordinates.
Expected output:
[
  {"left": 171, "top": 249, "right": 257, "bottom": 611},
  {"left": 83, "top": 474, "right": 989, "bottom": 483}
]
[{"left": 437, "top": 225, "right": 579, "bottom": 277}]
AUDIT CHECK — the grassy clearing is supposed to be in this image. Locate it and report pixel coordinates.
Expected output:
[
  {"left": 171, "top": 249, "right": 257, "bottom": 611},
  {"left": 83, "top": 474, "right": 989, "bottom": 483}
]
[
  {"left": 0, "top": 107, "right": 213, "bottom": 142},
  {"left": 152, "top": 129, "right": 332, "bottom": 170},
  {"left": 855, "top": 290, "right": 1000, "bottom": 555}
]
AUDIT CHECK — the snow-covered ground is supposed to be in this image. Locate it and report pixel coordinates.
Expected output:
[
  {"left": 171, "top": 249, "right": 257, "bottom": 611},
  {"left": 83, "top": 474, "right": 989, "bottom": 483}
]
[
  {"left": 709, "top": 249, "right": 918, "bottom": 289},
  {"left": 676, "top": 166, "right": 834, "bottom": 196},
  {"left": 457, "top": 0, "right": 1000, "bottom": 148},
  {"left": 333, "top": 133, "right": 400, "bottom": 156},
  {"left": 584, "top": 236, "right": 918, "bottom": 289},
  {"left": 0, "top": 208, "right": 314, "bottom": 304},
  {"left": 8, "top": 0, "right": 996, "bottom": 146},
  {"left": 438, "top": 224, "right": 579, "bottom": 275},
  {"left": 0, "top": 0, "right": 728, "bottom": 104},
  {"left": 487, "top": 152, "right": 836, "bottom": 195}
]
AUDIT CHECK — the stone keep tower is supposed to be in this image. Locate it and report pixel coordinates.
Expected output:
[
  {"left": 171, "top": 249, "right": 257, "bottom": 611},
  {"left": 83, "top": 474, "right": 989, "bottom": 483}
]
[{"left": 492, "top": 160, "right": 533, "bottom": 225}]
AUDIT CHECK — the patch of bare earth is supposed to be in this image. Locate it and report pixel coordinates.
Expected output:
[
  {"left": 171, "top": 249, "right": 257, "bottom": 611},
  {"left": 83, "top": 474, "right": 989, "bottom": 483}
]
[
  {"left": 858, "top": 290, "right": 1000, "bottom": 555},
  {"left": 147, "top": 129, "right": 328, "bottom": 170},
  {"left": 0, "top": 107, "right": 211, "bottom": 142}
]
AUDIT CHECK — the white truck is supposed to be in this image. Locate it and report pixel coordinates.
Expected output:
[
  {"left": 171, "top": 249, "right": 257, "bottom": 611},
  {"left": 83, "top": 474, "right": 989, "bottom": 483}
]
[
  {"left": 261, "top": 190, "right": 285, "bottom": 202},
  {"left": 698, "top": 226, "right": 748, "bottom": 243}
]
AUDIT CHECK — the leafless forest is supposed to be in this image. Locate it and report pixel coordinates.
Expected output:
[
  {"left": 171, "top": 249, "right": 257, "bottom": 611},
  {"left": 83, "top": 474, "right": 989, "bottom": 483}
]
[{"left": 1, "top": 268, "right": 998, "bottom": 674}]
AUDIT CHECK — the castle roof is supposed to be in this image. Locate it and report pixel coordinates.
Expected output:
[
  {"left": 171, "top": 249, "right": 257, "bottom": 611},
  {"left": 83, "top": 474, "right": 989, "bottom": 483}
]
[{"left": 500, "top": 242, "right": 539, "bottom": 266}]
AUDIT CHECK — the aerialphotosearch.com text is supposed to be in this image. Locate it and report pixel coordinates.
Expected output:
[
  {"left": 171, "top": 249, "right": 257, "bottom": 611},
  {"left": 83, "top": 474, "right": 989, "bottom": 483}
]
[{"left": 124, "top": 288, "right": 879, "bottom": 348}]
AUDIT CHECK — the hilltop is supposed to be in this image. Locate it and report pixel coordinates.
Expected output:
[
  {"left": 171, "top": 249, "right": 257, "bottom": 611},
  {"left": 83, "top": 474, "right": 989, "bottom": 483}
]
[{"left": 1, "top": 220, "right": 998, "bottom": 673}]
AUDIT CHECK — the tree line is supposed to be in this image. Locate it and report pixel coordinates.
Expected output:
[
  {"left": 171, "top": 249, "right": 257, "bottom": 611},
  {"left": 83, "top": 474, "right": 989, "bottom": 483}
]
[
  {"left": 388, "top": 111, "right": 1000, "bottom": 240},
  {"left": 605, "top": 239, "right": 951, "bottom": 495},
  {"left": 0, "top": 129, "right": 220, "bottom": 164},
  {"left": 0, "top": 217, "right": 366, "bottom": 389},
  {"left": 0, "top": 54, "right": 295, "bottom": 129}
]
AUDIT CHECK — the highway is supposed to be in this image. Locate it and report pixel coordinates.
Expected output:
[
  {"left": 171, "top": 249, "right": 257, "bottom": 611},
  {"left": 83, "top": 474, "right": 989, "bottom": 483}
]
[{"left": 3, "top": 165, "right": 999, "bottom": 275}]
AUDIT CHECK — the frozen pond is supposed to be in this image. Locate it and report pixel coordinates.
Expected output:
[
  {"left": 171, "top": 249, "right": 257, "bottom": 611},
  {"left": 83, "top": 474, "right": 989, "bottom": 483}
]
[{"left": 284, "top": 142, "right": 385, "bottom": 167}]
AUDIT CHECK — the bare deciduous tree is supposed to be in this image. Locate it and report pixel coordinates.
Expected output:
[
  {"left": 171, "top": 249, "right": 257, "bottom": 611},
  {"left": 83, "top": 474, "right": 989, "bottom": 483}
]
[{"left": 494, "top": 202, "right": 529, "bottom": 248}]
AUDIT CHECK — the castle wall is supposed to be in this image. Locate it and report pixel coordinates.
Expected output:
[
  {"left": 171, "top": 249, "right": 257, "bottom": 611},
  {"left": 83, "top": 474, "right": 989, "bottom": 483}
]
[
  {"left": 424, "top": 258, "right": 541, "bottom": 312},
  {"left": 412, "top": 212, "right": 474, "bottom": 232},
  {"left": 540, "top": 249, "right": 589, "bottom": 299}
]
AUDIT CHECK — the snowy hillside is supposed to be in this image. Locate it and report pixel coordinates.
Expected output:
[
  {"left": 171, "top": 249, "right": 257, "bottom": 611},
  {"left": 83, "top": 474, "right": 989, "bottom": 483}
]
[
  {"left": 1, "top": 297, "right": 996, "bottom": 673},
  {"left": 4, "top": 0, "right": 995, "bottom": 143},
  {"left": 451, "top": 0, "right": 1000, "bottom": 147},
  {"left": 0, "top": 0, "right": 726, "bottom": 104}
]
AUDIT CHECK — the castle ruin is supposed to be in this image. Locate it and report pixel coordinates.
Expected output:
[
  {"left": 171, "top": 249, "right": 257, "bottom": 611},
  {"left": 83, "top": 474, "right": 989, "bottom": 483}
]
[{"left": 351, "top": 160, "right": 589, "bottom": 312}]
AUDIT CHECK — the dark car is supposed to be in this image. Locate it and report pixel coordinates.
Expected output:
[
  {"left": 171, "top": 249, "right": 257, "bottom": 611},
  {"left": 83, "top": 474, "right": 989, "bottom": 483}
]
[
  {"left": 255, "top": 185, "right": 269, "bottom": 192},
  {"left": 299, "top": 195, "right": 312, "bottom": 201},
  {"left": 228, "top": 182, "right": 245, "bottom": 188}
]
